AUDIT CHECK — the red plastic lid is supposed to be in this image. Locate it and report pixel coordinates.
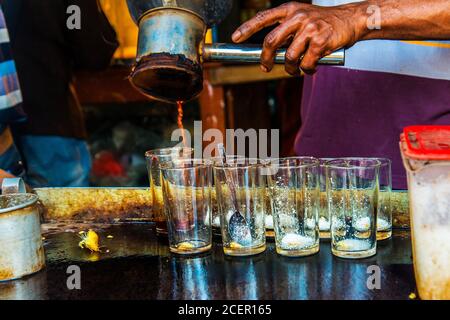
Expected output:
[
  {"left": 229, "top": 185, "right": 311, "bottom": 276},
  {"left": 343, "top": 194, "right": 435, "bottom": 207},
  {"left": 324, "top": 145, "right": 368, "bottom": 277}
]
[{"left": 402, "top": 126, "right": 450, "bottom": 160}]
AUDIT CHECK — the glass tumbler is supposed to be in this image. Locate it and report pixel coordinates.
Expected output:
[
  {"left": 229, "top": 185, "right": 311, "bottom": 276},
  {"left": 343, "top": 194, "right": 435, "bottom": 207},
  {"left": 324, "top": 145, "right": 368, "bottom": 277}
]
[
  {"left": 319, "top": 158, "right": 335, "bottom": 239},
  {"left": 210, "top": 155, "right": 245, "bottom": 233},
  {"left": 267, "top": 158, "right": 320, "bottom": 257},
  {"left": 339, "top": 158, "right": 392, "bottom": 241},
  {"left": 160, "top": 159, "right": 213, "bottom": 255},
  {"left": 326, "top": 159, "right": 380, "bottom": 259},
  {"left": 145, "top": 147, "right": 193, "bottom": 235},
  {"left": 214, "top": 159, "right": 267, "bottom": 256},
  {"left": 375, "top": 158, "right": 392, "bottom": 241}
]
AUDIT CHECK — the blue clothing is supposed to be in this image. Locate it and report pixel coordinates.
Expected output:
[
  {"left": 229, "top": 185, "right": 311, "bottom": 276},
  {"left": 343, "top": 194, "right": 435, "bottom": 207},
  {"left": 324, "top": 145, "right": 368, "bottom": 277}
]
[
  {"left": 18, "top": 136, "right": 92, "bottom": 188},
  {"left": 0, "top": 5, "right": 25, "bottom": 124},
  {"left": 0, "top": 141, "right": 24, "bottom": 177},
  {"left": 0, "top": 4, "right": 25, "bottom": 176}
]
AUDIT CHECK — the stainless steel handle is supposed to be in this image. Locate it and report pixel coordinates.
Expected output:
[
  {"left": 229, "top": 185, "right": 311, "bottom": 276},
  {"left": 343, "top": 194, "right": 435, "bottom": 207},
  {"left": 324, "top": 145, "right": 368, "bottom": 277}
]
[{"left": 203, "top": 43, "right": 345, "bottom": 65}]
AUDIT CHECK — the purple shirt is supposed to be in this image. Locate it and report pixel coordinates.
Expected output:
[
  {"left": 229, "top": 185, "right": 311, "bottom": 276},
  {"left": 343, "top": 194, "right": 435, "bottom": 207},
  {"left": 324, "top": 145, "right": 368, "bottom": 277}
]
[{"left": 294, "top": 67, "right": 450, "bottom": 190}]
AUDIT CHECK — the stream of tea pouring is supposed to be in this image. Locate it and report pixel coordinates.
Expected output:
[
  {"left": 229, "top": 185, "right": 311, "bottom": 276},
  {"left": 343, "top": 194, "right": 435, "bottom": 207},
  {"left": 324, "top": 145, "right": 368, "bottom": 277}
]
[{"left": 176, "top": 101, "right": 189, "bottom": 147}]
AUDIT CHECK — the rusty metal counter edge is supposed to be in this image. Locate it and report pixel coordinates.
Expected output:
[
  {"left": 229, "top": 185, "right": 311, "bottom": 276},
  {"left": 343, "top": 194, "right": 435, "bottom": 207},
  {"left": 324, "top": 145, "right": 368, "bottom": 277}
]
[{"left": 34, "top": 188, "right": 411, "bottom": 228}]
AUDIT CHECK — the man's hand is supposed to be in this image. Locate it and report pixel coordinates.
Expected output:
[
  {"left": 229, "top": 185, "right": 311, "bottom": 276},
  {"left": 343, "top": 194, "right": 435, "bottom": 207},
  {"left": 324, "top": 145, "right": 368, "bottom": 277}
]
[
  {"left": 233, "top": 0, "right": 450, "bottom": 75},
  {"left": 0, "top": 169, "right": 14, "bottom": 180},
  {"left": 232, "top": 2, "right": 365, "bottom": 75}
]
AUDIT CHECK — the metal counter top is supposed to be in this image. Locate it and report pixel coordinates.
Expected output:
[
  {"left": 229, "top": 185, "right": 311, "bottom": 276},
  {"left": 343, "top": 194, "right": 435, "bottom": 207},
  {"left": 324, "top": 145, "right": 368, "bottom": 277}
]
[{"left": 0, "top": 224, "right": 416, "bottom": 300}]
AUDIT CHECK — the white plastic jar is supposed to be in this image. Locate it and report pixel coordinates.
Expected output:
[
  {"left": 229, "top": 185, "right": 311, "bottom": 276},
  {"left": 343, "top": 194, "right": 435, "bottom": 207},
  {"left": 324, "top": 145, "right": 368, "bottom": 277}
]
[{"left": 400, "top": 126, "right": 450, "bottom": 300}]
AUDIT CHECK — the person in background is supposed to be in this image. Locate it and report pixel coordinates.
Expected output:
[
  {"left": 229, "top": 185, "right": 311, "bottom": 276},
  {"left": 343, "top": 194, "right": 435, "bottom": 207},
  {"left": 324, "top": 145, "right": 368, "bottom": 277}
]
[
  {"left": 233, "top": 0, "right": 450, "bottom": 189},
  {"left": 2, "top": 0, "right": 118, "bottom": 187},
  {"left": 0, "top": 4, "right": 26, "bottom": 186}
]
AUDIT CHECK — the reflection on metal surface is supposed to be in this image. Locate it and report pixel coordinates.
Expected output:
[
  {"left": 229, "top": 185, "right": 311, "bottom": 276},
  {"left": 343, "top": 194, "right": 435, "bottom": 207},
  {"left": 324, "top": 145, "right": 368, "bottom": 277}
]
[
  {"left": 223, "top": 254, "right": 269, "bottom": 300},
  {"left": 0, "top": 271, "right": 47, "bottom": 300},
  {"left": 0, "top": 224, "right": 415, "bottom": 300},
  {"left": 43, "top": 224, "right": 169, "bottom": 264},
  {"left": 272, "top": 256, "right": 321, "bottom": 300},
  {"left": 168, "top": 256, "right": 212, "bottom": 299}
]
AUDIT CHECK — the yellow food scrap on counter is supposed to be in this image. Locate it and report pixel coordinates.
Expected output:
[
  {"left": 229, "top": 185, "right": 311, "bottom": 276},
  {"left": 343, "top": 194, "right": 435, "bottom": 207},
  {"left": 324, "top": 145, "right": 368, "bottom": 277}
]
[
  {"left": 409, "top": 293, "right": 417, "bottom": 300},
  {"left": 107, "top": 235, "right": 114, "bottom": 239},
  {"left": 79, "top": 229, "right": 101, "bottom": 253}
]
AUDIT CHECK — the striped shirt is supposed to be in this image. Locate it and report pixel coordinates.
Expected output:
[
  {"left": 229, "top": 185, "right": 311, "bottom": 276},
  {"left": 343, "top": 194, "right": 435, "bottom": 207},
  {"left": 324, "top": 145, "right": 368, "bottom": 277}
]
[{"left": 0, "top": 5, "right": 25, "bottom": 133}]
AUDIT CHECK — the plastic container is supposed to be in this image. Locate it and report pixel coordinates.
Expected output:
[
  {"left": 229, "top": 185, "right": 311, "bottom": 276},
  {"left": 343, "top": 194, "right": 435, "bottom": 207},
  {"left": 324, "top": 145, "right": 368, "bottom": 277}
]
[{"left": 400, "top": 125, "right": 450, "bottom": 300}]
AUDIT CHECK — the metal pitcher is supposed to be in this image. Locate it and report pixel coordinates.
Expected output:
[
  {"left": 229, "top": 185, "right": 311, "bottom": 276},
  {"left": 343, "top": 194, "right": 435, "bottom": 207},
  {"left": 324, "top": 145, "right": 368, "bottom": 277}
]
[
  {"left": 0, "top": 178, "right": 45, "bottom": 282},
  {"left": 126, "top": 0, "right": 345, "bottom": 103}
]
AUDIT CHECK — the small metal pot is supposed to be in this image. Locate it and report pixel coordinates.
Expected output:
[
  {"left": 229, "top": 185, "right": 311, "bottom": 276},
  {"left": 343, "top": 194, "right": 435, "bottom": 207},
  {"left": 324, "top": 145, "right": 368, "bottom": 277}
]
[
  {"left": 0, "top": 178, "right": 45, "bottom": 282},
  {"left": 130, "top": 7, "right": 207, "bottom": 103}
]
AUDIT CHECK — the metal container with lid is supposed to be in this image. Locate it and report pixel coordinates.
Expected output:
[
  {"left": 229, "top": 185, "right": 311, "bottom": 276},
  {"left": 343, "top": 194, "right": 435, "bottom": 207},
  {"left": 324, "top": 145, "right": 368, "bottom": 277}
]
[
  {"left": 0, "top": 178, "right": 45, "bottom": 282},
  {"left": 400, "top": 125, "right": 450, "bottom": 300}
]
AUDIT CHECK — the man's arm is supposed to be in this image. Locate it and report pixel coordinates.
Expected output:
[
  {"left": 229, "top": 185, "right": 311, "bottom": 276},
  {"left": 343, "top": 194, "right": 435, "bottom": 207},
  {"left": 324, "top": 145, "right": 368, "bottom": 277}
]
[{"left": 232, "top": 0, "right": 450, "bottom": 75}]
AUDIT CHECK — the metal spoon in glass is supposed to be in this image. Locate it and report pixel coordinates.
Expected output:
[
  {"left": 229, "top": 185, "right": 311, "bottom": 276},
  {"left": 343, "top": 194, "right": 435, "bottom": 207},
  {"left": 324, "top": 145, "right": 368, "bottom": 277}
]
[{"left": 217, "top": 144, "right": 252, "bottom": 247}]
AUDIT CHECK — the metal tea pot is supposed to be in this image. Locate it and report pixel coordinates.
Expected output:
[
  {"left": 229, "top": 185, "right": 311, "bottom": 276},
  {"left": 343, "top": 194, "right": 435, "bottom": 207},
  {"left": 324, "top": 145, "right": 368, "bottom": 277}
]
[{"left": 126, "top": 0, "right": 345, "bottom": 103}]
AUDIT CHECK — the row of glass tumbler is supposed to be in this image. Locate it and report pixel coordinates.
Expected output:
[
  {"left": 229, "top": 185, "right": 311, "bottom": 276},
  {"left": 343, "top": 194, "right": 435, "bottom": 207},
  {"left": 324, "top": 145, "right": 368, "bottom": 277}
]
[{"left": 146, "top": 148, "right": 392, "bottom": 259}]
